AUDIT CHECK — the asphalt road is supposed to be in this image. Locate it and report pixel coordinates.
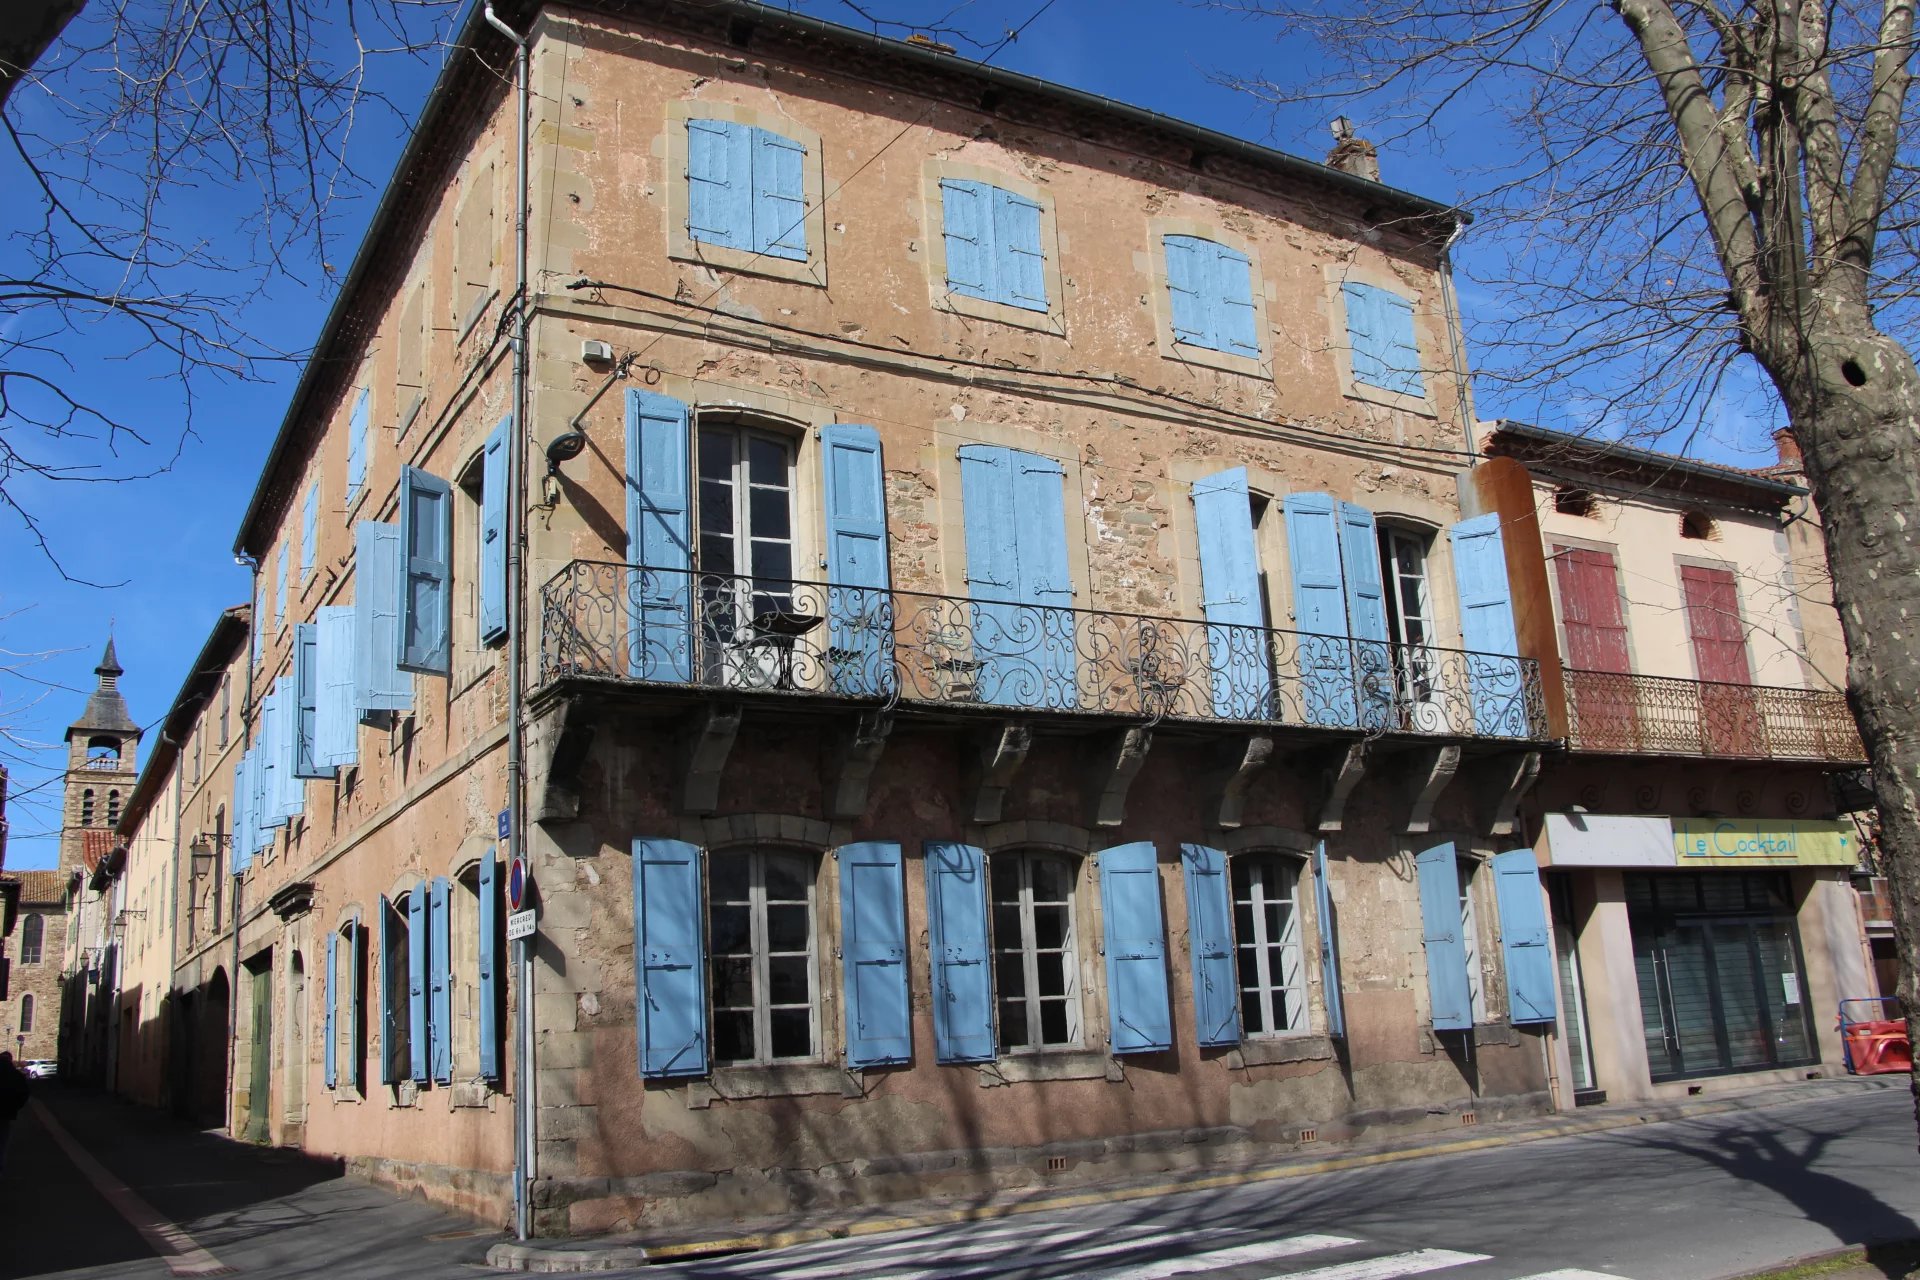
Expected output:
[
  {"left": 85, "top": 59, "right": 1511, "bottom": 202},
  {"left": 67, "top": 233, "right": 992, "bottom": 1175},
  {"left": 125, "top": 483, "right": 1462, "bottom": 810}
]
[{"left": 3, "top": 1081, "right": 1915, "bottom": 1280}]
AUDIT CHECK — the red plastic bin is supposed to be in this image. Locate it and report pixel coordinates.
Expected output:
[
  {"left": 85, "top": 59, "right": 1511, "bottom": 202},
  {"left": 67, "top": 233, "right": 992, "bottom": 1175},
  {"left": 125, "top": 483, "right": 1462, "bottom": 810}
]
[{"left": 1840, "top": 1010, "right": 1912, "bottom": 1075}]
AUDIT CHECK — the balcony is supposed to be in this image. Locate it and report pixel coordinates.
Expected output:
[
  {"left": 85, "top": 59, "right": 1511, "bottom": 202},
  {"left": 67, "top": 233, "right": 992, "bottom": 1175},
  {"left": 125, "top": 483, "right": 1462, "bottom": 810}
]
[
  {"left": 538, "top": 561, "right": 1549, "bottom": 743},
  {"left": 1563, "top": 668, "right": 1865, "bottom": 764}
]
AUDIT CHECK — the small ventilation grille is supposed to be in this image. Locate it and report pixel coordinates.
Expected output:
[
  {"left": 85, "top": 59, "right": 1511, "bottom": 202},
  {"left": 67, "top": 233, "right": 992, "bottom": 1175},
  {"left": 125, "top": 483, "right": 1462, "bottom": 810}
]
[
  {"left": 1298, "top": 1128, "right": 1318, "bottom": 1144},
  {"left": 1460, "top": 1112, "right": 1478, "bottom": 1126},
  {"left": 1047, "top": 1156, "right": 1068, "bottom": 1172}
]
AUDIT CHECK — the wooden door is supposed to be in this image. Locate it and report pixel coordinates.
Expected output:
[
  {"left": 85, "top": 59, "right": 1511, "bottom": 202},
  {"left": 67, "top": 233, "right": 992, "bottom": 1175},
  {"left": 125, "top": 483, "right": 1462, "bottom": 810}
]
[
  {"left": 1554, "top": 546, "right": 1640, "bottom": 749},
  {"left": 246, "top": 965, "right": 272, "bottom": 1142},
  {"left": 1680, "top": 564, "right": 1763, "bottom": 755}
]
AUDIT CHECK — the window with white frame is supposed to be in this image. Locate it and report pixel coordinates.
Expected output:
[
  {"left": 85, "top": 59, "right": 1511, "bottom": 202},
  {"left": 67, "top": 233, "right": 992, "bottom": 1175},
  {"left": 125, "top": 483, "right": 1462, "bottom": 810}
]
[
  {"left": 707, "top": 849, "right": 818, "bottom": 1065},
  {"left": 696, "top": 423, "right": 798, "bottom": 684},
  {"left": 1232, "top": 854, "right": 1307, "bottom": 1036},
  {"left": 991, "top": 852, "right": 1082, "bottom": 1053},
  {"left": 1379, "top": 527, "right": 1441, "bottom": 721},
  {"left": 1458, "top": 858, "right": 1487, "bottom": 1023}
]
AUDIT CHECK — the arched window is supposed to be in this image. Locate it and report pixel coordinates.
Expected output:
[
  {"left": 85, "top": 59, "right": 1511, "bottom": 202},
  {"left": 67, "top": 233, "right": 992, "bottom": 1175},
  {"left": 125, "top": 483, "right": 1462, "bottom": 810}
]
[
  {"left": 87, "top": 737, "right": 120, "bottom": 768},
  {"left": 81, "top": 789, "right": 96, "bottom": 826},
  {"left": 19, "top": 994, "right": 34, "bottom": 1034},
  {"left": 107, "top": 790, "right": 122, "bottom": 827},
  {"left": 1554, "top": 487, "right": 1598, "bottom": 518},
  {"left": 990, "top": 851, "right": 1082, "bottom": 1053},
  {"left": 20, "top": 914, "right": 43, "bottom": 965},
  {"left": 1680, "top": 510, "right": 1719, "bottom": 541},
  {"left": 708, "top": 848, "right": 819, "bottom": 1066}
]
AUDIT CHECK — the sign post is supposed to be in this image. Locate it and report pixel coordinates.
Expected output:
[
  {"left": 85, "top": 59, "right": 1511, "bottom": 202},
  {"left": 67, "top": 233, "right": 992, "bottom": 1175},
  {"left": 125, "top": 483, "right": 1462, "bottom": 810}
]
[{"left": 502, "top": 811, "right": 536, "bottom": 1241}]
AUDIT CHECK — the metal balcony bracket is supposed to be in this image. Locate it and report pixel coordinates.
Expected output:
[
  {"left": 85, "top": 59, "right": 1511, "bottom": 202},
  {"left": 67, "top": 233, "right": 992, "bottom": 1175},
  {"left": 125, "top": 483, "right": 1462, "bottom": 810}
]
[
  {"left": 1313, "top": 741, "right": 1372, "bottom": 833},
  {"left": 1403, "top": 745, "right": 1464, "bottom": 835},
  {"left": 530, "top": 696, "right": 598, "bottom": 825},
  {"left": 1215, "top": 734, "right": 1275, "bottom": 830},
  {"left": 828, "top": 710, "right": 896, "bottom": 821},
  {"left": 1478, "top": 749, "right": 1543, "bottom": 837},
  {"left": 972, "top": 722, "right": 1034, "bottom": 825},
  {"left": 679, "top": 703, "right": 744, "bottom": 815},
  {"left": 1087, "top": 727, "right": 1154, "bottom": 828}
]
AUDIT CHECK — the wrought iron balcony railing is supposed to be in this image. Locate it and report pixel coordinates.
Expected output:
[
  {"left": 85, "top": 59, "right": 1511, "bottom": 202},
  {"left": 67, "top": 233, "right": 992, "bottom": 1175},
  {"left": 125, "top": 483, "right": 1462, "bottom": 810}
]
[
  {"left": 540, "top": 561, "right": 1549, "bottom": 741},
  {"left": 1563, "top": 667, "right": 1865, "bottom": 763}
]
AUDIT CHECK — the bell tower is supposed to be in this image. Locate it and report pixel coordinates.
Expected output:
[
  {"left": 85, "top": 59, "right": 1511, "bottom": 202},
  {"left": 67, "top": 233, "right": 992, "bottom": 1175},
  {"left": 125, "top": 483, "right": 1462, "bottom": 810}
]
[{"left": 62, "top": 637, "right": 142, "bottom": 875}]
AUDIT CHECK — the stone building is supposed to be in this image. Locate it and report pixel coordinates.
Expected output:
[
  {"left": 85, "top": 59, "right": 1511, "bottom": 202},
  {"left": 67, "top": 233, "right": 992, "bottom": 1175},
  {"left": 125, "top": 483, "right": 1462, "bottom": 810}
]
[{"left": 1, "top": 871, "right": 69, "bottom": 1063}]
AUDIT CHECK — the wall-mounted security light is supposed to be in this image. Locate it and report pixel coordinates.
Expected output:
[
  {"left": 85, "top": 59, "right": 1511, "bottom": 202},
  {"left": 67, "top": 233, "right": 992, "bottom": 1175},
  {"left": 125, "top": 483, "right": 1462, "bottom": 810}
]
[
  {"left": 545, "top": 431, "right": 587, "bottom": 473},
  {"left": 582, "top": 339, "right": 614, "bottom": 365}
]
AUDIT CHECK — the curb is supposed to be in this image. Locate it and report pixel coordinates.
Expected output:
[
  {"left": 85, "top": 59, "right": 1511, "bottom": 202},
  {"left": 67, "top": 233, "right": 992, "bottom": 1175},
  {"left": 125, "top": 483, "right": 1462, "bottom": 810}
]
[{"left": 491, "top": 1076, "right": 1901, "bottom": 1271}]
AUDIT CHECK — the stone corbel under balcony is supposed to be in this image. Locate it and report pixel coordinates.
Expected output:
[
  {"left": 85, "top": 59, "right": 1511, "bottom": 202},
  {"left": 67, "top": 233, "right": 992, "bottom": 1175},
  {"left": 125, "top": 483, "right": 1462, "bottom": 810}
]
[
  {"left": 827, "top": 710, "right": 895, "bottom": 821},
  {"left": 1313, "top": 741, "right": 1372, "bottom": 833},
  {"left": 1474, "top": 749, "right": 1542, "bottom": 837},
  {"left": 528, "top": 696, "right": 598, "bottom": 826},
  {"left": 1214, "top": 734, "right": 1275, "bottom": 830},
  {"left": 679, "top": 703, "right": 743, "bottom": 815},
  {"left": 971, "top": 722, "right": 1033, "bottom": 824},
  {"left": 1402, "top": 745, "right": 1463, "bottom": 835},
  {"left": 1086, "top": 727, "right": 1153, "bottom": 828}
]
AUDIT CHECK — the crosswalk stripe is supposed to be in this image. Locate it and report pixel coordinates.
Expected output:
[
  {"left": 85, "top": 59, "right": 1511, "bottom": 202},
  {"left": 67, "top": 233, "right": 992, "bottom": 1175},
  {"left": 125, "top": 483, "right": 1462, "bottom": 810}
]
[
  {"left": 1510, "top": 1272, "right": 1627, "bottom": 1279},
  {"left": 706, "top": 1221, "right": 1119, "bottom": 1278},
  {"left": 1264, "top": 1250, "right": 1494, "bottom": 1280},
  {"left": 1077, "top": 1233, "right": 1365, "bottom": 1280}
]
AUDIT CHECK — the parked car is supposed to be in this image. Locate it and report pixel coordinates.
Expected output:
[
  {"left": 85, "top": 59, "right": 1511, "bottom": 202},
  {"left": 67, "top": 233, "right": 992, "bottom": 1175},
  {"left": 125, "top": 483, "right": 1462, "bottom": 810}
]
[{"left": 22, "top": 1060, "right": 56, "bottom": 1080}]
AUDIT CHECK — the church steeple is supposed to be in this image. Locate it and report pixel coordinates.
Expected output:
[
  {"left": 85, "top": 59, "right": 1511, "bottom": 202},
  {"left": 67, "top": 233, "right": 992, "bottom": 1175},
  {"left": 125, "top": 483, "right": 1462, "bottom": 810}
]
[
  {"left": 63, "top": 634, "right": 140, "bottom": 873},
  {"left": 69, "top": 635, "right": 138, "bottom": 740}
]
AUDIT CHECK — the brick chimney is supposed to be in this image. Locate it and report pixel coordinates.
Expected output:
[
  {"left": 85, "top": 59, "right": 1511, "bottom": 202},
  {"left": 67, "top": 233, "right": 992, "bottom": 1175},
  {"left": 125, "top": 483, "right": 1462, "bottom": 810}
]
[
  {"left": 1326, "top": 117, "right": 1381, "bottom": 182},
  {"left": 1773, "top": 427, "right": 1802, "bottom": 468}
]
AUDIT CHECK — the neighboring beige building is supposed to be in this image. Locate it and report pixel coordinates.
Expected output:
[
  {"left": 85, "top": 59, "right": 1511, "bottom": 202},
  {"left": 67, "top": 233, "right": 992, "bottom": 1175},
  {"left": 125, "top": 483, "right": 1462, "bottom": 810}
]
[{"left": 1, "top": 871, "right": 69, "bottom": 1063}]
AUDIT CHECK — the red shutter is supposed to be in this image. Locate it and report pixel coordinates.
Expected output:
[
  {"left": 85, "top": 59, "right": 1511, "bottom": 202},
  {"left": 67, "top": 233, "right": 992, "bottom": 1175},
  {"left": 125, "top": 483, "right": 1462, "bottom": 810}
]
[
  {"left": 1680, "top": 565, "right": 1764, "bottom": 755},
  {"left": 1554, "top": 547, "right": 1632, "bottom": 673}
]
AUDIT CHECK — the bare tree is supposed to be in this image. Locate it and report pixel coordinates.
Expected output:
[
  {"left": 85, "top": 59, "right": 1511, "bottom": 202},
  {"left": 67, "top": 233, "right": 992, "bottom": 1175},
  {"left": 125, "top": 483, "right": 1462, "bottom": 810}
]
[{"left": 1217, "top": 0, "right": 1920, "bottom": 1134}]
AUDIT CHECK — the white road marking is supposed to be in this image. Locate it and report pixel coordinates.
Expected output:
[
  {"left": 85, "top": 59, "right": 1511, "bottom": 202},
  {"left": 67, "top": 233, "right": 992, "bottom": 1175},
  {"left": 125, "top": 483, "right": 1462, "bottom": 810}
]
[
  {"left": 1510, "top": 1272, "right": 1629, "bottom": 1279},
  {"left": 31, "top": 1100, "right": 233, "bottom": 1277},
  {"left": 1077, "top": 1233, "right": 1365, "bottom": 1280},
  {"left": 1263, "top": 1250, "right": 1494, "bottom": 1280},
  {"left": 730, "top": 1221, "right": 1126, "bottom": 1278}
]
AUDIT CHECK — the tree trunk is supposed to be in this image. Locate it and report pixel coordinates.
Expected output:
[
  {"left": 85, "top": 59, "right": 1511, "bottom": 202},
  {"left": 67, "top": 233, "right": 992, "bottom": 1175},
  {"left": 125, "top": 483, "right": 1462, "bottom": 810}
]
[{"left": 1776, "top": 321, "right": 1920, "bottom": 1138}]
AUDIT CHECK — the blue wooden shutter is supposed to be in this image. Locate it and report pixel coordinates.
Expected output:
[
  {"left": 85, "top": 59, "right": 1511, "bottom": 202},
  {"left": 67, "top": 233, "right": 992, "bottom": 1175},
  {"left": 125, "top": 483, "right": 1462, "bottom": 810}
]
[
  {"left": 398, "top": 466, "right": 453, "bottom": 674},
  {"left": 430, "top": 875, "right": 452, "bottom": 1083},
  {"left": 752, "top": 128, "right": 808, "bottom": 261},
  {"left": 1100, "top": 843, "right": 1172, "bottom": 1054},
  {"left": 1180, "top": 844, "right": 1239, "bottom": 1047},
  {"left": 686, "top": 118, "right": 751, "bottom": 251},
  {"left": 257, "top": 688, "right": 283, "bottom": 829},
  {"left": 820, "top": 424, "right": 894, "bottom": 698},
  {"left": 1284, "top": 493, "right": 1356, "bottom": 727},
  {"left": 1416, "top": 842, "right": 1473, "bottom": 1031},
  {"left": 276, "top": 544, "right": 289, "bottom": 624},
  {"left": 924, "top": 841, "right": 994, "bottom": 1062},
  {"left": 1338, "top": 501, "right": 1394, "bottom": 731},
  {"left": 314, "top": 606, "right": 358, "bottom": 768},
  {"left": 324, "top": 931, "right": 339, "bottom": 1088},
  {"left": 1344, "top": 282, "right": 1422, "bottom": 396},
  {"left": 958, "top": 445, "right": 1021, "bottom": 707},
  {"left": 348, "top": 919, "right": 365, "bottom": 1090},
  {"left": 354, "top": 522, "right": 413, "bottom": 714},
  {"left": 632, "top": 838, "right": 708, "bottom": 1077},
  {"left": 939, "top": 179, "right": 993, "bottom": 301},
  {"left": 346, "top": 387, "right": 370, "bottom": 505},
  {"left": 1449, "top": 514, "right": 1528, "bottom": 738},
  {"left": 479, "top": 849, "right": 501, "bottom": 1080},
  {"left": 301, "top": 483, "right": 318, "bottom": 580},
  {"left": 253, "top": 587, "right": 264, "bottom": 664},
  {"left": 1313, "top": 843, "right": 1346, "bottom": 1039},
  {"left": 993, "top": 187, "right": 1047, "bottom": 311},
  {"left": 408, "top": 887, "right": 429, "bottom": 1082},
  {"left": 293, "top": 623, "right": 331, "bottom": 779},
  {"left": 479, "top": 415, "right": 509, "bottom": 646},
  {"left": 1492, "top": 849, "right": 1557, "bottom": 1025},
  {"left": 275, "top": 676, "right": 305, "bottom": 819},
  {"left": 839, "top": 841, "right": 911, "bottom": 1067},
  {"left": 624, "top": 390, "right": 694, "bottom": 683},
  {"left": 1213, "top": 243, "right": 1260, "bottom": 357},
  {"left": 1192, "top": 467, "right": 1271, "bottom": 719},
  {"left": 230, "top": 756, "right": 250, "bottom": 874},
  {"left": 378, "top": 896, "right": 402, "bottom": 1083},
  {"left": 1164, "top": 235, "right": 1213, "bottom": 347},
  {"left": 1010, "top": 451, "right": 1075, "bottom": 708}
]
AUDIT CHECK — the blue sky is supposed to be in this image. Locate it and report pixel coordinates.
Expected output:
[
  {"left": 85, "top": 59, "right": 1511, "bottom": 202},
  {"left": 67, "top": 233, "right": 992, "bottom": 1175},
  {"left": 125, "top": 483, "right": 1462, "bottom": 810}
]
[{"left": 0, "top": 0, "right": 1782, "bottom": 869}]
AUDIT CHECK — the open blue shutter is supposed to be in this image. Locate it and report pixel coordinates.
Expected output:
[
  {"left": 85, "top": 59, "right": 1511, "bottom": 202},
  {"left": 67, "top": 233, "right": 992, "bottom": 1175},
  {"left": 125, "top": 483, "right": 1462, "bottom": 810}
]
[
  {"left": 430, "top": 875, "right": 452, "bottom": 1083},
  {"left": 1284, "top": 493, "right": 1357, "bottom": 727},
  {"left": 752, "top": 128, "right": 808, "bottom": 261},
  {"left": 940, "top": 179, "right": 993, "bottom": 301},
  {"left": 820, "top": 424, "right": 894, "bottom": 698},
  {"left": 378, "top": 898, "right": 401, "bottom": 1083},
  {"left": 1416, "top": 842, "right": 1473, "bottom": 1032},
  {"left": 633, "top": 838, "right": 707, "bottom": 1077},
  {"left": 276, "top": 676, "right": 304, "bottom": 820},
  {"left": 1214, "top": 243, "right": 1260, "bottom": 357},
  {"left": 686, "top": 118, "right": 751, "bottom": 251},
  {"left": 959, "top": 445, "right": 1020, "bottom": 707},
  {"left": 1192, "top": 467, "right": 1271, "bottom": 719},
  {"left": 840, "top": 842, "right": 911, "bottom": 1067},
  {"left": 302, "top": 483, "right": 318, "bottom": 580},
  {"left": 408, "top": 887, "right": 429, "bottom": 1082},
  {"left": 314, "top": 606, "right": 358, "bottom": 767},
  {"left": 1449, "top": 514, "right": 1528, "bottom": 738},
  {"left": 1313, "top": 843, "right": 1346, "bottom": 1039},
  {"left": 624, "top": 390, "right": 694, "bottom": 683},
  {"left": 1338, "top": 501, "right": 1394, "bottom": 731},
  {"left": 1011, "top": 451, "right": 1075, "bottom": 709},
  {"left": 993, "top": 187, "right": 1047, "bottom": 311},
  {"left": 348, "top": 919, "right": 365, "bottom": 1090},
  {"left": 294, "top": 623, "right": 331, "bottom": 778},
  {"left": 354, "top": 522, "right": 413, "bottom": 714},
  {"left": 1180, "top": 844, "right": 1239, "bottom": 1047},
  {"left": 924, "top": 842, "right": 994, "bottom": 1062},
  {"left": 324, "top": 931, "right": 338, "bottom": 1089},
  {"left": 276, "top": 545, "right": 289, "bottom": 625},
  {"left": 479, "top": 415, "right": 509, "bottom": 645},
  {"left": 479, "top": 849, "right": 501, "bottom": 1080},
  {"left": 1100, "top": 843, "right": 1172, "bottom": 1054},
  {"left": 1492, "top": 849, "right": 1557, "bottom": 1025},
  {"left": 230, "top": 756, "right": 249, "bottom": 874},
  {"left": 346, "top": 387, "right": 369, "bottom": 505},
  {"left": 257, "top": 688, "right": 283, "bottom": 829},
  {"left": 1164, "top": 235, "right": 1212, "bottom": 346},
  {"left": 253, "top": 587, "right": 264, "bottom": 664},
  {"left": 398, "top": 467, "right": 452, "bottom": 674}
]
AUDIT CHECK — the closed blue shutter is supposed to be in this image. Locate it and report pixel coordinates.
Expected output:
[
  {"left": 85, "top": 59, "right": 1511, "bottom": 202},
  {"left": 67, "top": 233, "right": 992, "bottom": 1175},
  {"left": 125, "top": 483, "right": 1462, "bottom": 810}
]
[
  {"left": 993, "top": 187, "right": 1047, "bottom": 311},
  {"left": 398, "top": 466, "right": 453, "bottom": 674},
  {"left": 1344, "top": 282, "right": 1422, "bottom": 397},
  {"left": 324, "top": 931, "right": 338, "bottom": 1089},
  {"left": 1338, "top": 501, "right": 1394, "bottom": 731},
  {"left": 1213, "top": 243, "right": 1261, "bottom": 357},
  {"left": 1011, "top": 452, "right": 1075, "bottom": 708},
  {"left": 1492, "top": 849, "right": 1557, "bottom": 1025},
  {"left": 686, "top": 118, "right": 751, "bottom": 251},
  {"left": 430, "top": 875, "right": 452, "bottom": 1083},
  {"left": 1343, "top": 281, "right": 1387, "bottom": 391},
  {"left": 632, "top": 838, "right": 708, "bottom": 1078},
  {"left": 346, "top": 387, "right": 369, "bottom": 505},
  {"left": 257, "top": 688, "right": 283, "bottom": 829},
  {"left": 293, "top": 623, "right": 331, "bottom": 778},
  {"left": 479, "top": 415, "right": 509, "bottom": 645},
  {"left": 1180, "top": 844, "right": 1239, "bottom": 1047},
  {"left": 959, "top": 445, "right": 1020, "bottom": 705},
  {"left": 354, "top": 522, "right": 413, "bottom": 714},
  {"left": 314, "top": 606, "right": 358, "bottom": 768},
  {"left": 1100, "top": 843, "right": 1172, "bottom": 1054},
  {"left": 940, "top": 179, "right": 993, "bottom": 301},
  {"left": 1313, "top": 843, "right": 1346, "bottom": 1039},
  {"left": 379, "top": 896, "right": 402, "bottom": 1083},
  {"left": 1416, "top": 842, "right": 1474, "bottom": 1032},
  {"left": 253, "top": 587, "right": 264, "bottom": 664},
  {"left": 1376, "top": 289, "right": 1423, "bottom": 397},
  {"left": 479, "top": 849, "right": 501, "bottom": 1080},
  {"left": 624, "top": 390, "right": 694, "bottom": 683},
  {"left": 302, "top": 483, "right": 318, "bottom": 581},
  {"left": 924, "top": 841, "right": 994, "bottom": 1062},
  {"left": 839, "top": 841, "right": 911, "bottom": 1067},
  {"left": 408, "top": 887, "right": 429, "bottom": 1082},
  {"left": 752, "top": 128, "right": 808, "bottom": 261},
  {"left": 230, "top": 756, "right": 250, "bottom": 874},
  {"left": 1449, "top": 514, "right": 1528, "bottom": 738},
  {"left": 1192, "top": 467, "right": 1271, "bottom": 719},
  {"left": 348, "top": 919, "right": 365, "bottom": 1091},
  {"left": 1164, "top": 235, "right": 1212, "bottom": 347},
  {"left": 820, "top": 424, "right": 894, "bottom": 698},
  {"left": 275, "top": 676, "right": 304, "bottom": 819},
  {"left": 276, "top": 544, "right": 289, "bottom": 624},
  {"left": 1284, "top": 493, "right": 1357, "bottom": 727}
]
